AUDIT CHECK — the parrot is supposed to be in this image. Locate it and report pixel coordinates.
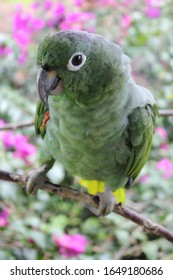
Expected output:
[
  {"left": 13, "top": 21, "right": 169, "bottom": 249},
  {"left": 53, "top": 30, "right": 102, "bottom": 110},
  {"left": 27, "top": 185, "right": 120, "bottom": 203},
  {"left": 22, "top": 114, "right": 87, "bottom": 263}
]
[{"left": 26, "top": 30, "right": 157, "bottom": 216}]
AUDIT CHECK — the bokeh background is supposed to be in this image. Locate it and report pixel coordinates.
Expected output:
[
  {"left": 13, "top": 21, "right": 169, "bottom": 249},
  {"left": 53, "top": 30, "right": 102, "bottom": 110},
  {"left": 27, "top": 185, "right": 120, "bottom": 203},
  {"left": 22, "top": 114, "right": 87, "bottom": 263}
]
[{"left": 0, "top": 0, "right": 173, "bottom": 260}]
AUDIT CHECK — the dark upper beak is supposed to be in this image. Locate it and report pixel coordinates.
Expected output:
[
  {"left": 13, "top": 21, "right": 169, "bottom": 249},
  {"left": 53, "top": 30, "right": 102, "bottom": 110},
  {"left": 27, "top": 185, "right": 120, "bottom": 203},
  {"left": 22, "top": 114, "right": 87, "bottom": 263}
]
[{"left": 37, "top": 68, "right": 61, "bottom": 106}]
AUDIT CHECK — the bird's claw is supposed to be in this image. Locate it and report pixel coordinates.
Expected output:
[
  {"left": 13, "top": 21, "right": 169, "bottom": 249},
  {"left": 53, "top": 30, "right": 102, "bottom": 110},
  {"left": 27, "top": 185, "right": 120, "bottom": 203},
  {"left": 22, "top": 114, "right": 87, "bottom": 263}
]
[
  {"left": 85, "top": 186, "right": 116, "bottom": 216},
  {"left": 25, "top": 168, "right": 48, "bottom": 195}
]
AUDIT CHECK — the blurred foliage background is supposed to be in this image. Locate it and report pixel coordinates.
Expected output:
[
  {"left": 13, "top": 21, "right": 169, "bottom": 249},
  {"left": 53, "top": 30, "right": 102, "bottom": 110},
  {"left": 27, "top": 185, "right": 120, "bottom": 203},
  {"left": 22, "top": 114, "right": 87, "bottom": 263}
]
[{"left": 0, "top": 0, "right": 173, "bottom": 260}]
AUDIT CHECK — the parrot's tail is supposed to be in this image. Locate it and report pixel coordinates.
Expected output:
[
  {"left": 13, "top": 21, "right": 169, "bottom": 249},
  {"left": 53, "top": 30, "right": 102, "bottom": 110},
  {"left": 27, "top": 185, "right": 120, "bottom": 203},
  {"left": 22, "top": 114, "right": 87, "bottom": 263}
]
[{"left": 78, "top": 178, "right": 126, "bottom": 203}]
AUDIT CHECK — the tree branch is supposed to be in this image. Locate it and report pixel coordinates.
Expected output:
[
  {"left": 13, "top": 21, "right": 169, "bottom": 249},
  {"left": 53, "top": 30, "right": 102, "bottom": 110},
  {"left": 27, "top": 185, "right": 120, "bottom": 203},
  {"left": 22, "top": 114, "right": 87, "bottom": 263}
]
[
  {"left": 159, "top": 109, "right": 173, "bottom": 117},
  {"left": 0, "top": 120, "right": 34, "bottom": 131},
  {"left": 0, "top": 169, "right": 173, "bottom": 243}
]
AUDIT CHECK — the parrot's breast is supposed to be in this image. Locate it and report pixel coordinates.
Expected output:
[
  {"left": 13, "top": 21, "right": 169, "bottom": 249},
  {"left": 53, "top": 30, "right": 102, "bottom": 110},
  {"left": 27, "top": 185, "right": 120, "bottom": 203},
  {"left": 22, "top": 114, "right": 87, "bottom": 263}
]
[{"left": 45, "top": 95, "right": 129, "bottom": 187}]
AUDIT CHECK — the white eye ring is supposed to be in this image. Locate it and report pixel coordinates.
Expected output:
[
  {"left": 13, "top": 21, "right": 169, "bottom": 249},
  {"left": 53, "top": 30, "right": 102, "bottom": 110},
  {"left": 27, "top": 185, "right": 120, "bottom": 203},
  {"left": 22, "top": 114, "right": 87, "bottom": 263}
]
[{"left": 67, "top": 52, "right": 86, "bottom": 71}]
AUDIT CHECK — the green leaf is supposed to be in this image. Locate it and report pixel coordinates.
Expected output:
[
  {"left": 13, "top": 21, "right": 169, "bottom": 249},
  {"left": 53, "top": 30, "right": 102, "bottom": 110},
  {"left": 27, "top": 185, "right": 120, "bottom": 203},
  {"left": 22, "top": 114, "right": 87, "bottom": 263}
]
[{"left": 26, "top": 230, "right": 47, "bottom": 249}]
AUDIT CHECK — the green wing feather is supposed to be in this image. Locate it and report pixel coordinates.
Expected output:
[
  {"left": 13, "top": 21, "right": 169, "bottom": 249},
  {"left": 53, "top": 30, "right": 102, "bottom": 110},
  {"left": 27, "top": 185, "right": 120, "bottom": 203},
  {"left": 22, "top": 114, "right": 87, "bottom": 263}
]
[
  {"left": 125, "top": 104, "right": 157, "bottom": 180},
  {"left": 34, "top": 101, "right": 49, "bottom": 138}
]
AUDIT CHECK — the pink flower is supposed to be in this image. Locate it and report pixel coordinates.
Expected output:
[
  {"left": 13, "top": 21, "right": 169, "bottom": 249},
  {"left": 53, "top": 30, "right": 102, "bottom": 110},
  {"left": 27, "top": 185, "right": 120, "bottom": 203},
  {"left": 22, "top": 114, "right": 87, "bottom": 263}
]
[
  {"left": 146, "top": 0, "right": 160, "bottom": 5},
  {"left": 0, "top": 45, "right": 11, "bottom": 57},
  {"left": 44, "top": 0, "right": 53, "bottom": 11},
  {"left": 0, "top": 131, "right": 15, "bottom": 149},
  {"left": 121, "top": 15, "right": 132, "bottom": 29},
  {"left": 13, "top": 4, "right": 45, "bottom": 63},
  {"left": 160, "top": 143, "right": 169, "bottom": 150},
  {"left": 0, "top": 121, "right": 15, "bottom": 149},
  {"left": 0, "top": 121, "right": 37, "bottom": 165},
  {"left": 60, "top": 12, "right": 95, "bottom": 32},
  {"left": 155, "top": 127, "right": 167, "bottom": 140},
  {"left": 0, "top": 120, "right": 5, "bottom": 127},
  {"left": 53, "top": 2, "right": 65, "bottom": 15},
  {"left": 155, "top": 127, "right": 169, "bottom": 150},
  {"left": 47, "top": 3, "right": 66, "bottom": 27},
  {"left": 74, "top": 0, "right": 118, "bottom": 8},
  {"left": 139, "top": 174, "right": 149, "bottom": 184},
  {"left": 53, "top": 233, "right": 88, "bottom": 258},
  {"left": 32, "top": 17, "right": 46, "bottom": 31},
  {"left": 13, "top": 134, "right": 37, "bottom": 164},
  {"left": 145, "top": 0, "right": 160, "bottom": 18},
  {"left": 122, "top": 0, "right": 132, "bottom": 6},
  {"left": 74, "top": 0, "right": 85, "bottom": 7},
  {"left": 14, "top": 13, "right": 45, "bottom": 43},
  {"left": 101, "top": 0, "right": 118, "bottom": 6},
  {"left": 31, "top": 0, "right": 53, "bottom": 11},
  {"left": 18, "top": 50, "right": 28, "bottom": 64},
  {"left": 0, "top": 209, "right": 9, "bottom": 227},
  {"left": 156, "top": 158, "right": 173, "bottom": 179},
  {"left": 31, "top": 2, "right": 40, "bottom": 10},
  {"left": 146, "top": 6, "right": 160, "bottom": 18}
]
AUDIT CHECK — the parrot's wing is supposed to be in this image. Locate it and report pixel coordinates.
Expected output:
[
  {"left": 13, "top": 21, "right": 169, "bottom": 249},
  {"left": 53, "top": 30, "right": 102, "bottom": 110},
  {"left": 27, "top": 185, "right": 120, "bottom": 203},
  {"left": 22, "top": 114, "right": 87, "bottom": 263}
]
[
  {"left": 125, "top": 104, "right": 157, "bottom": 180},
  {"left": 34, "top": 101, "right": 49, "bottom": 138}
]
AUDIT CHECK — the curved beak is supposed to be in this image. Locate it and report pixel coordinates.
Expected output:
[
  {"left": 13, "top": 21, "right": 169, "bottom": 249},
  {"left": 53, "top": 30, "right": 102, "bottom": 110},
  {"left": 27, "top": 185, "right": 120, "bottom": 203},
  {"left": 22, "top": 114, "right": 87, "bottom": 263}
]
[{"left": 37, "top": 68, "right": 61, "bottom": 105}]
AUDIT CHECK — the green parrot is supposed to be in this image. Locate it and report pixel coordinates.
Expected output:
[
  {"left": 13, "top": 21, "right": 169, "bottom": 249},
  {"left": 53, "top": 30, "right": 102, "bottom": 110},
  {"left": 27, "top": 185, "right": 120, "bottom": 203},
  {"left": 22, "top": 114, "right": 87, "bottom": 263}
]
[{"left": 26, "top": 30, "right": 157, "bottom": 216}]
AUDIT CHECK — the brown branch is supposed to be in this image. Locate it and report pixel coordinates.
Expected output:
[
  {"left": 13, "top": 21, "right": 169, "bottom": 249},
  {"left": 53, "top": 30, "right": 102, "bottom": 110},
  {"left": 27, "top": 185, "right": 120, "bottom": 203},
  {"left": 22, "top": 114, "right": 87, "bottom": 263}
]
[
  {"left": 0, "top": 109, "right": 172, "bottom": 131},
  {"left": 159, "top": 109, "right": 173, "bottom": 117},
  {"left": 0, "top": 120, "right": 34, "bottom": 131},
  {"left": 0, "top": 169, "right": 173, "bottom": 243}
]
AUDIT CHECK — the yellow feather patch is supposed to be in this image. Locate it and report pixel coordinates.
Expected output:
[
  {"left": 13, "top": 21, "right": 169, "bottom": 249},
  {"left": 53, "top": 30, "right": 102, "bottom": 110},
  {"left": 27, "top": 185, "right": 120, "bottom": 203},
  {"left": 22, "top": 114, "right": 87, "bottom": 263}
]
[
  {"left": 78, "top": 178, "right": 126, "bottom": 203},
  {"left": 78, "top": 178, "right": 104, "bottom": 195},
  {"left": 113, "top": 188, "right": 126, "bottom": 203}
]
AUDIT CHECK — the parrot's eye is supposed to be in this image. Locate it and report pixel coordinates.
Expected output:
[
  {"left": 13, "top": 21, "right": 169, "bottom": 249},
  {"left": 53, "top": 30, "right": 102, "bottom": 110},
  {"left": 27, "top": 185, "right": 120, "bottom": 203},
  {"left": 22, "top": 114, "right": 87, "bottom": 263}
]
[{"left": 67, "top": 52, "right": 86, "bottom": 71}]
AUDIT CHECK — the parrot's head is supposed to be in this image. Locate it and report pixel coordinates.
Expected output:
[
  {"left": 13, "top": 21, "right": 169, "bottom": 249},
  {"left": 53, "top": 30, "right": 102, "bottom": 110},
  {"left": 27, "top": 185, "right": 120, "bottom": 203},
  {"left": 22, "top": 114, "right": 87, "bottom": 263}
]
[{"left": 37, "top": 30, "right": 131, "bottom": 106}]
